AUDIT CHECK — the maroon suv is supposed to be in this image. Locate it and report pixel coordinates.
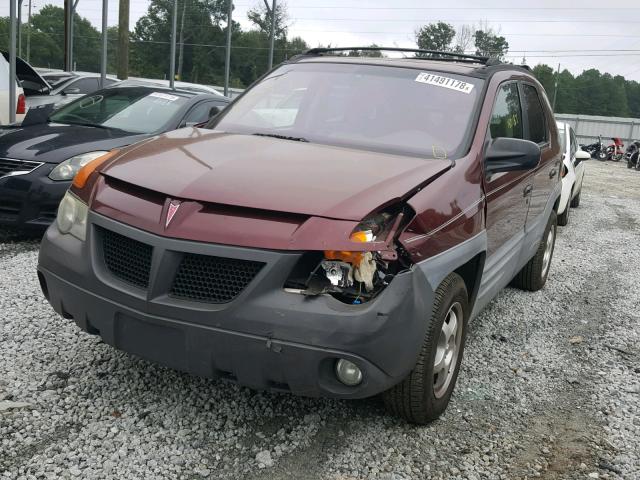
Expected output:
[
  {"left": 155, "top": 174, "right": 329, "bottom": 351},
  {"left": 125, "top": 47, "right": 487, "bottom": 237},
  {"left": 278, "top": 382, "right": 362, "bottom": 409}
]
[{"left": 37, "top": 48, "right": 561, "bottom": 424}]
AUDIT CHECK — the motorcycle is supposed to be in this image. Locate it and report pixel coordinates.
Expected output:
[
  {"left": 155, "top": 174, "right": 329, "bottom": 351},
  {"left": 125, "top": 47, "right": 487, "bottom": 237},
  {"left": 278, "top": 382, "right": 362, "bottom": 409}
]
[
  {"left": 581, "top": 135, "right": 607, "bottom": 160},
  {"left": 626, "top": 140, "right": 640, "bottom": 170},
  {"left": 604, "top": 137, "right": 625, "bottom": 162}
]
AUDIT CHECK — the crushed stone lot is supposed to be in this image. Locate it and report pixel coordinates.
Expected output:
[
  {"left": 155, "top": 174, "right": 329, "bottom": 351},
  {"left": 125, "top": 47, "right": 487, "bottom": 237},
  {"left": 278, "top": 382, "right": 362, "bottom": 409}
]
[{"left": 1, "top": 160, "right": 639, "bottom": 480}]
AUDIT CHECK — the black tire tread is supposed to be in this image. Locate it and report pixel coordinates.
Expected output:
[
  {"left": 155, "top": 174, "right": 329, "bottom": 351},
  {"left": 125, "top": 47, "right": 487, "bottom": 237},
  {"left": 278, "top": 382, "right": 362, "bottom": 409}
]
[
  {"left": 512, "top": 211, "right": 556, "bottom": 292},
  {"left": 382, "top": 273, "right": 467, "bottom": 424}
]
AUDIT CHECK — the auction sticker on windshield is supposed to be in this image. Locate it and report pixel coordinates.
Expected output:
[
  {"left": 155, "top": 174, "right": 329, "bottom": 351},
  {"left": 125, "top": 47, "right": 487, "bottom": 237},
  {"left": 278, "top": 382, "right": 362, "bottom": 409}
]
[{"left": 415, "top": 73, "right": 474, "bottom": 94}]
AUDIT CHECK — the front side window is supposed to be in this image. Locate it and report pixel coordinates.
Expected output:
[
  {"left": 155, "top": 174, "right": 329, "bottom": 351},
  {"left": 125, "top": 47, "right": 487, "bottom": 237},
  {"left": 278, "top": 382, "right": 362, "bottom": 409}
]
[
  {"left": 522, "top": 84, "right": 547, "bottom": 144},
  {"left": 49, "top": 89, "right": 191, "bottom": 134},
  {"left": 490, "top": 82, "right": 523, "bottom": 139},
  {"left": 209, "top": 63, "right": 484, "bottom": 158}
]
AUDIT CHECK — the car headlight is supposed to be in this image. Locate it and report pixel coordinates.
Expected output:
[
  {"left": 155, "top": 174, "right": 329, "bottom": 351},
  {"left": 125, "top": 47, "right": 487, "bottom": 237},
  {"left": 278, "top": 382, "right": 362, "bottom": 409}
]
[
  {"left": 49, "top": 151, "right": 109, "bottom": 181},
  {"left": 56, "top": 191, "right": 88, "bottom": 241}
]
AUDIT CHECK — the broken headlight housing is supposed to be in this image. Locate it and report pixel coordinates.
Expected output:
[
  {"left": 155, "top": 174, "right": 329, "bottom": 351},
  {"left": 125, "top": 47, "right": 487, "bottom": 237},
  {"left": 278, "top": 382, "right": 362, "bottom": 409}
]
[{"left": 285, "top": 209, "right": 410, "bottom": 304}]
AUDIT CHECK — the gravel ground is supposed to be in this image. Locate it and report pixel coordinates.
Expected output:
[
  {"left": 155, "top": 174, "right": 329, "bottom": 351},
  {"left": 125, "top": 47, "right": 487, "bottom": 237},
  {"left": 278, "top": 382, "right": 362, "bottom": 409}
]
[{"left": 1, "top": 160, "right": 639, "bottom": 480}]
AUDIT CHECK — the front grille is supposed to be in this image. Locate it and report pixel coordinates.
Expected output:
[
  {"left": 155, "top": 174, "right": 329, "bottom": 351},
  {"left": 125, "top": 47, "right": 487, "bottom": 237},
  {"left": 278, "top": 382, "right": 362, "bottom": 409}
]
[
  {"left": 170, "top": 253, "right": 264, "bottom": 303},
  {"left": 0, "top": 158, "right": 43, "bottom": 178},
  {"left": 101, "top": 228, "right": 153, "bottom": 289}
]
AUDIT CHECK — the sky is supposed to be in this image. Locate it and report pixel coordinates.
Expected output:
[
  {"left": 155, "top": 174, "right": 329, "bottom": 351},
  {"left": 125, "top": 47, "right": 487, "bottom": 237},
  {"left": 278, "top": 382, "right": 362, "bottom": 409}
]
[{"left": 3, "top": 0, "right": 640, "bottom": 81}]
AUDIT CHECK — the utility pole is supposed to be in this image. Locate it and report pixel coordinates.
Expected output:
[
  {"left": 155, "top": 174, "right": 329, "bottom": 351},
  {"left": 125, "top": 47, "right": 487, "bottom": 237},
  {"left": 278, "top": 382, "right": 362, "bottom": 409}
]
[
  {"left": 224, "top": 0, "right": 233, "bottom": 97},
  {"left": 17, "top": 0, "right": 23, "bottom": 57},
  {"left": 267, "top": 0, "right": 276, "bottom": 70},
  {"left": 552, "top": 63, "right": 560, "bottom": 111},
  {"left": 69, "top": 0, "right": 79, "bottom": 71},
  {"left": 177, "top": 0, "right": 187, "bottom": 81},
  {"left": 26, "top": 0, "right": 32, "bottom": 62},
  {"left": 9, "top": 0, "right": 17, "bottom": 124},
  {"left": 100, "top": 0, "right": 108, "bottom": 88},
  {"left": 117, "top": 0, "right": 130, "bottom": 79},
  {"left": 64, "top": 0, "right": 72, "bottom": 71},
  {"left": 169, "top": 0, "right": 178, "bottom": 89}
]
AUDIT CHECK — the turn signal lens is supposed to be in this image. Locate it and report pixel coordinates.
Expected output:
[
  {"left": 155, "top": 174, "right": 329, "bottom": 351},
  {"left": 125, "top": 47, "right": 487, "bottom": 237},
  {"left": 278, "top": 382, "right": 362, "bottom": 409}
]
[
  {"left": 350, "top": 230, "right": 373, "bottom": 243},
  {"left": 324, "top": 250, "right": 364, "bottom": 265},
  {"left": 72, "top": 149, "right": 119, "bottom": 189}
]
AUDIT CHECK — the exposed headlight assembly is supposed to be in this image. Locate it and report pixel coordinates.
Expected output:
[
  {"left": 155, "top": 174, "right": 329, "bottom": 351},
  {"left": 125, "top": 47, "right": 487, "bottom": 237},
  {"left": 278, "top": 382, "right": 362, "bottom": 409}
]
[
  {"left": 56, "top": 191, "right": 88, "bottom": 241},
  {"left": 49, "top": 151, "right": 109, "bottom": 181}
]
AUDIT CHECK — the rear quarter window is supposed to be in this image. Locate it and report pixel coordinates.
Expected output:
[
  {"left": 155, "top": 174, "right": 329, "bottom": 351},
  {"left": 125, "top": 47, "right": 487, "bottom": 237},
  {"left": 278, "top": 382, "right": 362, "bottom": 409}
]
[{"left": 522, "top": 84, "right": 548, "bottom": 144}]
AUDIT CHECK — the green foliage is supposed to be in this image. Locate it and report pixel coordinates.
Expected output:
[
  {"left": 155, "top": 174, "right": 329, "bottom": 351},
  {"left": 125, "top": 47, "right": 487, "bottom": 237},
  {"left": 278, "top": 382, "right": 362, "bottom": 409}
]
[
  {"left": 247, "top": 0, "right": 288, "bottom": 38},
  {"left": 415, "top": 22, "right": 456, "bottom": 53},
  {"left": 473, "top": 30, "right": 509, "bottom": 60},
  {"left": 531, "top": 65, "right": 639, "bottom": 117}
]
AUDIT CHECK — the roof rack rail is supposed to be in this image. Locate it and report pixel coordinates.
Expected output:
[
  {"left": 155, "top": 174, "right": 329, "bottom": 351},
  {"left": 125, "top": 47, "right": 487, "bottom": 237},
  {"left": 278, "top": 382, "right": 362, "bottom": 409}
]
[{"left": 303, "top": 47, "right": 494, "bottom": 64}]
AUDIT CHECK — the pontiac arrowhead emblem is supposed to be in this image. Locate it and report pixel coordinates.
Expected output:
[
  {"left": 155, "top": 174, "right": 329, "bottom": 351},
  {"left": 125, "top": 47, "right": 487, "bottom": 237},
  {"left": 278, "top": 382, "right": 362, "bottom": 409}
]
[{"left": 166, "top": 201, "right": 180, "bottom": 228}]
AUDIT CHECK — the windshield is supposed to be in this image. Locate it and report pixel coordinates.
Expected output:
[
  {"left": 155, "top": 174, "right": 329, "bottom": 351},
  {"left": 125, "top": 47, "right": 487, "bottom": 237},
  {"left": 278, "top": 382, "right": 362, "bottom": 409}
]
[
  {"left": 209, "top": 63, "right": 483, "bottom": 157},
  {"left": 49, "top": 88, "right": 191, "bottom": 134}
]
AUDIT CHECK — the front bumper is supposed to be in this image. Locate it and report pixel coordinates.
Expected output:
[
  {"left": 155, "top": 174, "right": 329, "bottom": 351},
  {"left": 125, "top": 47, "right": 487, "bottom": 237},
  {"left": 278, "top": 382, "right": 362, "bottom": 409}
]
[
  {"left": 38, "top": 213, "right": 434, "bottom": 399},
  {"left": 0, "top": 163, "right": 70, "bottom": 228}
]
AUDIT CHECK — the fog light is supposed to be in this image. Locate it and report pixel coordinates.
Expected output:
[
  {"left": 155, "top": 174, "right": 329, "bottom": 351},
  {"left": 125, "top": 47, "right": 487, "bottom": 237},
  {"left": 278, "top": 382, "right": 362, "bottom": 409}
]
[{"left": 335, "top": 359, "right": 363, "bottom": 386}]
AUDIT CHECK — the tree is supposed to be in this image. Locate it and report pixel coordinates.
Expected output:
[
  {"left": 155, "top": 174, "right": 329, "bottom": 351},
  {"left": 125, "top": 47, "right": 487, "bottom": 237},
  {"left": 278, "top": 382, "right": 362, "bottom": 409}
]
[
  {"left": 415, "top": 22, "right": 456, "bottom": 53},
  {"left": 532, "top": 64, "right": 555, "bottom": 97},
  {"left": 453, "top": 25, "right": 473, "bottom": 53},
  {"left": 247, "top": 0, "right": 288, "bottom": 39},
  {"left": 347, "top": 44, "right": 385, "bottom": 58},
  {"left": 474, "top": 29, "right": 509, "bottom": 59}
]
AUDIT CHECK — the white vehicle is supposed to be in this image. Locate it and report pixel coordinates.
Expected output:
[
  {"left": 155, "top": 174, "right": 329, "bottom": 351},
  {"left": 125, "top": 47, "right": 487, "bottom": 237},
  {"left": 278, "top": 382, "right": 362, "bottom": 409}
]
[
  {"left": 557, "top": 121, "right": 590, "bottom": 226},
  {"left": 0, "top": 53, "right": 27, "bottom": 125}
]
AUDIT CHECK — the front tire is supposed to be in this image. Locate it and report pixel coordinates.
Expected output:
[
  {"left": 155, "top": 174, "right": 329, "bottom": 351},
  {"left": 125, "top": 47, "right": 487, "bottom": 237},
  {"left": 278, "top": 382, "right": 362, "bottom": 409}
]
[
  {"left": 512, "top": 212, "right": 557, "bottom": 291},
  {"left": 597, "top": 151, "right": 608, "bottom": 161},
  {"left": 383, "top": 273, "right": 469, "bottom": 424}
]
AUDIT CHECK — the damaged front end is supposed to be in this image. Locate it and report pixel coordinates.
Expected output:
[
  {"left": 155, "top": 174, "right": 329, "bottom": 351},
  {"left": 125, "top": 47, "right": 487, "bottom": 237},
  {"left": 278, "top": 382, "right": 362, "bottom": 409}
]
[{"left": 284, "top": 206, "right": 414, "bottom": 304}]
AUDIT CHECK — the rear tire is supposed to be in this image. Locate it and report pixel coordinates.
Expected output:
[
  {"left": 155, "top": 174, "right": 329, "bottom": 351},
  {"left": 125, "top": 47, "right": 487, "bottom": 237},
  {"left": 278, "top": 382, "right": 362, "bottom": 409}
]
[
  {"left": 570, "top": 189, "right": 581, "bottom": 208},
  {"left": 558, "top": 197, "right": 571, "bottom": 226},
  {"left": 382, "top": 273, "right": 468, "bottom": 425},
  {"left": 511, "top": 212, "right": 557, "bottom": 291},
  {"left": 597, "top": 151, "right": 608, "bottom": 161}
]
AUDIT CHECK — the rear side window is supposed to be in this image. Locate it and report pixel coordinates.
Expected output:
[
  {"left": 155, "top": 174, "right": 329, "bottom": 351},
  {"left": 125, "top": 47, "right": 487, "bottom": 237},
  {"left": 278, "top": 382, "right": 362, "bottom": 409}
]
[
  {"left": 522, "top": 84, "right": 547, "bottom": 144},
  {"left": 490, "top": 83, "right": 522, "bottom": 139},
  {"left": 69, "top": 78, "right": 99, "bottom": 94}
]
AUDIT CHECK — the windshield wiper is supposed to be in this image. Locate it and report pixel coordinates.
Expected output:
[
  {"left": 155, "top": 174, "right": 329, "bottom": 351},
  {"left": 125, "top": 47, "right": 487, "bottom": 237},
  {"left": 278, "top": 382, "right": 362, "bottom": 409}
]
[
  {"left": 252, "top": 133, "right": 309, "bottom": 142},
  {"left": 58, "top": 121, "right": 128, "bottom": 132}
]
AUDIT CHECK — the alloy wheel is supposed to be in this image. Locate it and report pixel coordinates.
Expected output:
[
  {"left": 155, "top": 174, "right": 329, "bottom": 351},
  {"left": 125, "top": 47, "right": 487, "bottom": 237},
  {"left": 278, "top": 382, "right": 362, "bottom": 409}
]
[{"left": 433, "top": 302, "right": 463, "bottom": 399}]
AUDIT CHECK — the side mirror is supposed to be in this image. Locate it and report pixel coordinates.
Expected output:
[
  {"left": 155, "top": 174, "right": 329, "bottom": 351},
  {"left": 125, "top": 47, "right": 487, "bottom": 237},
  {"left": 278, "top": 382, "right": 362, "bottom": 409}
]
[
  {"left": 208, "top": 106, "right": 222, "bottom": 118},
  {"left": 63, "top": 87, "right": 80, "bottom": 95},
  {"left": 485, "top": 137, "right": 541, "bottom": 174},
  {"left": 574, "top": 150, "right": 590, "bottom": 166}
]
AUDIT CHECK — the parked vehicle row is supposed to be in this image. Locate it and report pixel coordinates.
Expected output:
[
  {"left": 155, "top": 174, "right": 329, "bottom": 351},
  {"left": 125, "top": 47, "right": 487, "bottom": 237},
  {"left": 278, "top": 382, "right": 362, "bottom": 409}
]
[
  {"left": 0, "top": 85, "right": 229, "bottom": 228},
  {"left": 1, "top": 53, "right": 227, "bottom": 124}
]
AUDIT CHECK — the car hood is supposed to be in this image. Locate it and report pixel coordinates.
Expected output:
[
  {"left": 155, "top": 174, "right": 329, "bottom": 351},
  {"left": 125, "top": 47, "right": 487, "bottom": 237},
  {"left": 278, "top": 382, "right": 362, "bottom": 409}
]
[
  {"left": 100, "top": 128, "right": 452, "bottom": 221},
  {"left": 0, "top": 123, "right": 148, "bottom": 164}
]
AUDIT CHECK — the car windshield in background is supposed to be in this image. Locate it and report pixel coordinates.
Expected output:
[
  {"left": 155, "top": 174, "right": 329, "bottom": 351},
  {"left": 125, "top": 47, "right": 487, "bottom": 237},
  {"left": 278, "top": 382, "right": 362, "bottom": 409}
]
[
  {"left": 210, "top": 63, "right": 483, "bottom": 158},
  {"left": 49, "top": 89, "right": 190, "bottom": 134}
]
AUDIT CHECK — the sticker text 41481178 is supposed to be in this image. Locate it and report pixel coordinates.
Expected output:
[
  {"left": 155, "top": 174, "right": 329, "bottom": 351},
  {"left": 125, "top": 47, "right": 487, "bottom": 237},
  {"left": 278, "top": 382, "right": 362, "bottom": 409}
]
[{"left": 415, "top": 73, "right": 474, "bottom": 94}]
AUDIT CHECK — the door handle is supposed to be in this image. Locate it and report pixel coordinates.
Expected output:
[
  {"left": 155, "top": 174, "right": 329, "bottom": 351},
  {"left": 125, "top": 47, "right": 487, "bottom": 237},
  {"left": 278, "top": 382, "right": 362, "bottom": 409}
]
[
  {"left": 549, "top": 168, "right": 557, "bottom": 179},
  {"left": 523, "top": 184, "right": 533, "bottom": 197}
]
